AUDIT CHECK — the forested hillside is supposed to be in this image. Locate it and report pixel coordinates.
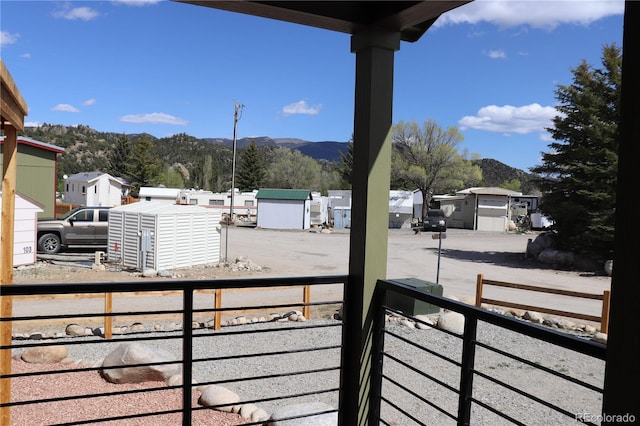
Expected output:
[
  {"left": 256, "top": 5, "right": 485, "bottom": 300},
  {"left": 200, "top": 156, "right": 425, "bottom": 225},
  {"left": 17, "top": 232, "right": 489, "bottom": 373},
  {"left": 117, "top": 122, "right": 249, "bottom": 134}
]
[{"left": 16, "top": 124, "right": 538, "bottom": 194}]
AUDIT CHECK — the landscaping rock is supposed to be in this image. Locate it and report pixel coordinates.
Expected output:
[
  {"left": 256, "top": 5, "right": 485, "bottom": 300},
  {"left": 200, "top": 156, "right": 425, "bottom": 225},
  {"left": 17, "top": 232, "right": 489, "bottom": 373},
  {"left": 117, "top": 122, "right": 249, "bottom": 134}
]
[{"left": 100, "top": 342, "right": 181, "bottom": 384}]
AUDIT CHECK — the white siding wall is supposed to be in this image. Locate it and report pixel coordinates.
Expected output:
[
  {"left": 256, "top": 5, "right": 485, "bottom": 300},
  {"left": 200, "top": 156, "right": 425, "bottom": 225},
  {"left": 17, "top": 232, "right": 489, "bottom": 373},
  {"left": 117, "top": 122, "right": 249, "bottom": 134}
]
[
  {"left": 476, "top": 196, "right": 510, "bottom": 232},
  {"left": 0, "top": 193, "right": 43, "bottom": 266},
  {"left": 257, "top": 200, "right": 308, "bottom": 229}
]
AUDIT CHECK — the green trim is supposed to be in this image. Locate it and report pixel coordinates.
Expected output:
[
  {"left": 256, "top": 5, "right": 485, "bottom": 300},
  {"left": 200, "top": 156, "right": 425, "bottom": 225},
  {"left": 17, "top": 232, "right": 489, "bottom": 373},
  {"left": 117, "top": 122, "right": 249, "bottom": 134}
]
[{"left": 255, "top": 189, "right": 312, "bottom": 200}]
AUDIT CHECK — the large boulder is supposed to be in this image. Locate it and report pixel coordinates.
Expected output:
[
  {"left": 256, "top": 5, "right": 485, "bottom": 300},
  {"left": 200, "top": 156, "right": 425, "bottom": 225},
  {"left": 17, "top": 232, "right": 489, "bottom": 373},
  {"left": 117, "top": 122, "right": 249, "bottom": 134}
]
[
  {"left": 100, "top": 342, "right": 181, "bottom": 384},
  {"left": 437, "top": 311, "right": 465, "bottom": 335},
  {"left": 526, "top": 231, "right": 557, "bottom": 259},
  {"left": 21, "top": 344, "right": 68, "bottom": 364},
  {"left": 198, "top": 385, "right": 241, "bottom": 413}
]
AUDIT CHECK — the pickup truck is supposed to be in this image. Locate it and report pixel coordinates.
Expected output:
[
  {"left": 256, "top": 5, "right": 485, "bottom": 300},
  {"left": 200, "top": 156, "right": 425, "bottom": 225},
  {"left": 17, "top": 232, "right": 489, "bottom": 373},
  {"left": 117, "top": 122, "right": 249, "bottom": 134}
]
[{"left": 37, "top": 206, "right": 111, "bottom": 254}]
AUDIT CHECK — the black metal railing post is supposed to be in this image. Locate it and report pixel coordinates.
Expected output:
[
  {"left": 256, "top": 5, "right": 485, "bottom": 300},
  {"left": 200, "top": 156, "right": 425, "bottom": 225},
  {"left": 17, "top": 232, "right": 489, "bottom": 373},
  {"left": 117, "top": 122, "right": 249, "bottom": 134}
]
[
  {"left": 369, "top": 283, "right": 387, "bottom": 424},
  {"left": 457, "top": 313, "right": 478, "bottom": 425},
  {"left": 182, "top": 286, "right": 194, "bottom": 426}
]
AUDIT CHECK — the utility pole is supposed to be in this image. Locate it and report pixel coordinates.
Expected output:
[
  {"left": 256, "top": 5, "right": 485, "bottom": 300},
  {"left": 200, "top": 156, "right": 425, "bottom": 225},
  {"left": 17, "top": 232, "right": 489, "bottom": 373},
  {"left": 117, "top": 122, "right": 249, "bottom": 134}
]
[{"left": 224, "top": 101, "right": 243, "bottom": 263}]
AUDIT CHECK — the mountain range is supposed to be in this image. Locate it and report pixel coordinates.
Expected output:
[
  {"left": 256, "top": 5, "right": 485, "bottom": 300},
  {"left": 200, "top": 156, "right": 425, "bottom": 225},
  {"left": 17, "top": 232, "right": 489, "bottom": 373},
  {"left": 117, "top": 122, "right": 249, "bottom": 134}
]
[
  {"left": 18, "top": 124, "right": 539, "bottom": 194},
  {"left": 204, "top": 136, "right": 350, "bottom": 162}
]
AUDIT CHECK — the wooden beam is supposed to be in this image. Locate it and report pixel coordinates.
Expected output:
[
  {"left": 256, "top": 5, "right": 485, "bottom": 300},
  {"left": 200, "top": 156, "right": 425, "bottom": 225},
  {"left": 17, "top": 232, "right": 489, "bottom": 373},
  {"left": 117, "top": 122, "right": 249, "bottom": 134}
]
[
  {"left": 1, "top": 61, "right": 27, "bottom": 426},
  {"left": 0, "top": 125, "right": 18, "bottom": 426},
  {"left": 0, "top": 60, "right": 28, "bottom": 131}
]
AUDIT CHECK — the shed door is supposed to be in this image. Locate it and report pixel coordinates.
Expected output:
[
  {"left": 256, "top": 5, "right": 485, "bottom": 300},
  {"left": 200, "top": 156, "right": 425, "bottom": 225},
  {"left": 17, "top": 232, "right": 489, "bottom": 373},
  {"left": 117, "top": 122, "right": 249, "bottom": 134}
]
[
  {"left": 257, "top": 200, "right": 304, "bottom": 229},
  {"left": 476, "top": 196, "right": 508, "bottom": 232}
]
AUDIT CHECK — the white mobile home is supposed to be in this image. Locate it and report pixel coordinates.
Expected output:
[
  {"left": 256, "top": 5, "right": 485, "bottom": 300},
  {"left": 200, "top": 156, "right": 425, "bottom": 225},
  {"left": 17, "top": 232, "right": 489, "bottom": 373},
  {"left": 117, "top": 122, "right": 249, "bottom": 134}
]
[
  {"left": 389, "top": 190, "right": 413, "bottom": 229},
  {"left": 108, "top": 202, "right": 221, "bottom": 271},
  {"left": 138, "top": 187, "right": 183, "bottom": 203},
  {"left": 178, "top": 189, "right": 258, "bottom": 223},
  {"left": 437, "top": 187, "right": 522, "bottom": 231}
]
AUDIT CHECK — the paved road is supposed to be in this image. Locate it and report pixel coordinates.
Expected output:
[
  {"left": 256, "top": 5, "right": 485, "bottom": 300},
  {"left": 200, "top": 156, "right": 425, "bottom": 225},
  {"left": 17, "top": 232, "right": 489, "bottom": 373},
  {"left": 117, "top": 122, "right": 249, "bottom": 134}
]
[{"left": 10, "top": 226, "right": 611, "bottom": 331}]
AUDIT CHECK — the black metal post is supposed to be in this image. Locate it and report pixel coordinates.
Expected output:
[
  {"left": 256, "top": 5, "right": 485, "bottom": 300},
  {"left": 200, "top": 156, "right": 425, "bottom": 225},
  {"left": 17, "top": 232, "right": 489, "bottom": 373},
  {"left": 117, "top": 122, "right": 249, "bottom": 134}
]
[
  {"left": 457, "top": 315, "right": 478, "bottom": 425},
  {"left": 182, "top": 287, "right": 194, "bottom": 426}
]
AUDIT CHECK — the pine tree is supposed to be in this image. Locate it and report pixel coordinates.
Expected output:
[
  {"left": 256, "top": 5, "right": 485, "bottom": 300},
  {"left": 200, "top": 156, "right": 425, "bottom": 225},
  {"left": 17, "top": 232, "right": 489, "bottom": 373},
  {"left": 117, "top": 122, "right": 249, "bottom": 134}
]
[
  {"left": 235, "top": 140, "right": 266, "bottom": 191},
  {"left": 107, "top": 134, "right": 132, "bottom": 179},
  {"left": 531, "top": 44, "right": 621, "bottom": 263},
  {"left": 129, "top": 135, "right": 162, "bottom": 196},
  {"left": 338, "top": 139, "right": 353, "bottom": 188}
]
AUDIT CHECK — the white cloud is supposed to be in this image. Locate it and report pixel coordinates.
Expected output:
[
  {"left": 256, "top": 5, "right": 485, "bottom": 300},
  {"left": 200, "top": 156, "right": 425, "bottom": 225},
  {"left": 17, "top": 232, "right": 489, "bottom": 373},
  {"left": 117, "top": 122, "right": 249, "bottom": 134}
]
[
  {"left": 486, "top": 49, "right": 506, "bottom": 59},
  {"left": 438, "top": 0, "right": 624, "bottom": 30},
  {"left": 20, "top": 53, "right": 31, "bottom": 59},
  {"left": 83, "top": 98, "right": 96, "bottom": 106},
  {"left": 1, "top": 31, "right": 18, "bottom": 47},
  {"left": 458, "top": 103, "right": 558, "bottom": 137},
  {"left": 24, "top": 121, "right": 42, "bottom": 128},
  {"left": 53, "top": 5, "right": 99, "bottom": 21},
  {"left": 120, "top": 112, "right": 188, "bottom": 125},
  {"left": 51, "top": 104, "right": 80, "bottom": 113},
  {"left": 281, "top": 100, "right": 322, "bottom": 116}
]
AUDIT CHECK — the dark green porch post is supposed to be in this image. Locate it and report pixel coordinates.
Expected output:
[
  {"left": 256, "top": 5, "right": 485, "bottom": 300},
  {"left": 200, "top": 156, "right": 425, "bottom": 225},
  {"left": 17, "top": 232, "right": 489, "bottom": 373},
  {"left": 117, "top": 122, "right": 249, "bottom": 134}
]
[{"left": 339, "top": 30, "right": 400, "bottom": 425}]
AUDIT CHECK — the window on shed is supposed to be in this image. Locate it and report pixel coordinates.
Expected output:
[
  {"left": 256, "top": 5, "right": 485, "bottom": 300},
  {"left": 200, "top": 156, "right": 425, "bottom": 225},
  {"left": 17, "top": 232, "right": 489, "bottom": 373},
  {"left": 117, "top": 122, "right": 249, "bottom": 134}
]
[
  {"left": 82, "top": 186, "right": 86, "bottom": 195},
  {"left": 244, "top": 200, "right": 254, "bottom": 206},
  {"left": 189, "top": 199, "right": 198, "bottom": 205},
  {"left": 209, "top": 199, "right": 224, "bottom": 206}
]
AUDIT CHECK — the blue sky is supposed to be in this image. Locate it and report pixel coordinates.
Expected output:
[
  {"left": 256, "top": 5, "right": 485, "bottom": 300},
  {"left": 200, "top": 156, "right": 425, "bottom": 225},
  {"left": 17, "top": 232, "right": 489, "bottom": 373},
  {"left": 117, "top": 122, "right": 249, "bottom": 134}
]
[{"left": 1, "top": 0, "right": 624, "bottom": 171}]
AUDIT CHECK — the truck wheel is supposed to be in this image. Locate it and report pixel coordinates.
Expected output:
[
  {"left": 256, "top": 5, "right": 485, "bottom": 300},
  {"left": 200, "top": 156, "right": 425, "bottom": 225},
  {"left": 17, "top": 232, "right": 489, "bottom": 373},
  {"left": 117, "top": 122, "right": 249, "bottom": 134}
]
[{"left": 38, "top": 233, "right": 61, "bottom": 254}]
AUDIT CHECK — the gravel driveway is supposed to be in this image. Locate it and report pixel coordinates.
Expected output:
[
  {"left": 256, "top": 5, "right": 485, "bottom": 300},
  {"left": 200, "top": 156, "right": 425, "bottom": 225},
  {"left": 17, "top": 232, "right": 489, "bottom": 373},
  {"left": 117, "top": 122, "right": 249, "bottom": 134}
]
[{"left": 11, "top": 227, "right": 610, "bottom": 329}]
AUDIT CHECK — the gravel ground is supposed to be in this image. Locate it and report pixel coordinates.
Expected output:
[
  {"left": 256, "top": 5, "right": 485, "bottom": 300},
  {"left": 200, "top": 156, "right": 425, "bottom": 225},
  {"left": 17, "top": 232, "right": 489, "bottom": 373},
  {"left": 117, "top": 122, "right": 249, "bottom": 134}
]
[
  {"left": 8, "top": 316, "right": 604, "bottom": 425},
  {"left": 6, "top": 227, "right": 609, "bottom": 424}
]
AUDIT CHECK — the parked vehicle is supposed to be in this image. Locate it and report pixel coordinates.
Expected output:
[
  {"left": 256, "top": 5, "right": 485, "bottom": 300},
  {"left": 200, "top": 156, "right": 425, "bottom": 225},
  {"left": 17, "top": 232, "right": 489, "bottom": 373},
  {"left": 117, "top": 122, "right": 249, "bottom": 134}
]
[
  {"left": 423, "top": 209, "right": 447, "bottom": 232},
  {"left": 37, "top": 206, "right": 111, "bottom": 254}
]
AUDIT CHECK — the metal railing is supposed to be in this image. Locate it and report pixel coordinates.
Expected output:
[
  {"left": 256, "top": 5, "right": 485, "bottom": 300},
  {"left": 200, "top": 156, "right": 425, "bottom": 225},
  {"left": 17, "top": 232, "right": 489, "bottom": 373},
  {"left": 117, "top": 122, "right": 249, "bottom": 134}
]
[
  {"left": 1, "top": 275, "right": 346, "bottom": 425},
  {"left": 372, "top": 278, "right": 607, "bottom": 426},
  {"left": 2, "top": 276, "right": 610, "bottom": 425}
]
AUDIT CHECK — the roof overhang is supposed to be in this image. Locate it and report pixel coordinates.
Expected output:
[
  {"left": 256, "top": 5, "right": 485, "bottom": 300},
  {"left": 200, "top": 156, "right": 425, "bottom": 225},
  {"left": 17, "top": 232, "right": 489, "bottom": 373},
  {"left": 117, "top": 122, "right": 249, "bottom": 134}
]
[
  {"left": 174, "top": 1, "right": 471, "bottom": 42},
  {"left": 0, "top": 60, "right": 28, "bottom": 131}
]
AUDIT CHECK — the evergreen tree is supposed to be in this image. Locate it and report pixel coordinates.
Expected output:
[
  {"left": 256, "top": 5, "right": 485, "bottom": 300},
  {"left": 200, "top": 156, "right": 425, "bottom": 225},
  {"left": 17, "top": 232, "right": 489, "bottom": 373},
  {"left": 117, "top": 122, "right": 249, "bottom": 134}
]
[
  {"left": 531, "top": 44, "right": 621, "bottom": 263},
  {"left": 107, "top": 134, "right": 132, "bottom": 179},
  {"left": 129, "top": 135, "right": 162, "bottom": 195},
  {"left": 235, "top": 140, "right": 266, "bottom": 191},
  {"left": 338, "top": 139, "right": 353, "bottom": 188}
]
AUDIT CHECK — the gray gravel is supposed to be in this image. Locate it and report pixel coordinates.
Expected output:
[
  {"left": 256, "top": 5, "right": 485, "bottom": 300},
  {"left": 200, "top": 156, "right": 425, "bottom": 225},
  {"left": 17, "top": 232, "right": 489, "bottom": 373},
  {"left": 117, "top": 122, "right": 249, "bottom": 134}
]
[{"left": 11, "top": 316, "right": 605, "bottom": 425}]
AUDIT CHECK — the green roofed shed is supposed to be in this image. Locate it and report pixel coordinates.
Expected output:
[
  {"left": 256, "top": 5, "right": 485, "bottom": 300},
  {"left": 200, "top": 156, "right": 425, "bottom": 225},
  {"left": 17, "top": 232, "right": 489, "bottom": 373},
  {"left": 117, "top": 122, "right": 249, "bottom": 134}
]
[
  {"left": 255, "top": 189, "right": 312, "bottom": 230},
  {"left": 255, "top": 189, "right": 312, "bottom": 201}
]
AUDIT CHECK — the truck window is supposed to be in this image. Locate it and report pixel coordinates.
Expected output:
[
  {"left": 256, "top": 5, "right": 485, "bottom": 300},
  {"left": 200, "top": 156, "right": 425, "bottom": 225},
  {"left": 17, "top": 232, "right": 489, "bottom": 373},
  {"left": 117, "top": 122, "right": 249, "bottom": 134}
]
[
  {"left": 99, "top": 210, "right": 109, "bottom": 221},
  {"left": 73, "top": 210, "right": 94, "bottom": 222}
]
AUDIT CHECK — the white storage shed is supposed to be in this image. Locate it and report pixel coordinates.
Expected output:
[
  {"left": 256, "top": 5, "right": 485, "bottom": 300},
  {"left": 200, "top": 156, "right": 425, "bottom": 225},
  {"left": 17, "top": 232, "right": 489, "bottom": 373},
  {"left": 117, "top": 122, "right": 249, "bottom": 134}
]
[
  {"left": 0, "top": 192, "right": 43, "bottom": 267},
  {"left": 255, "top": 189, "right": 312, "bottom": 230},
  {"left": 107, "top": 202, "right": 221, "bottom": 271}
]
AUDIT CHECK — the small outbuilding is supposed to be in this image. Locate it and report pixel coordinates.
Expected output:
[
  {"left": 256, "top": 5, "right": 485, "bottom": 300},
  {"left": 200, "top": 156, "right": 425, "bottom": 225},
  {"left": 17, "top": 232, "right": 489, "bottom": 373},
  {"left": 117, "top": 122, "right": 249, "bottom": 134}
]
[
  {"left": 0, "top": 192, "right": 43, "bottom": 267},
  {"left": 107, "top": 202, "right": 221, "bottom": 271},
  {"left": 0, "top": 136, "right": 64, "bottom": 218},
  {"left": 255, "top": 189, "right": 312, "bottom": 230}
]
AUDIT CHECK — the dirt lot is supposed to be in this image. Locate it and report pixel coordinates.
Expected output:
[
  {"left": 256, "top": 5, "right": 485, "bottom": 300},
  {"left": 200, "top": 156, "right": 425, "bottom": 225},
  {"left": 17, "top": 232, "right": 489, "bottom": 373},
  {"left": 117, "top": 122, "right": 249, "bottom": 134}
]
[{"left": 9, "top": 226, "right": 611, "bottom": 329}]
